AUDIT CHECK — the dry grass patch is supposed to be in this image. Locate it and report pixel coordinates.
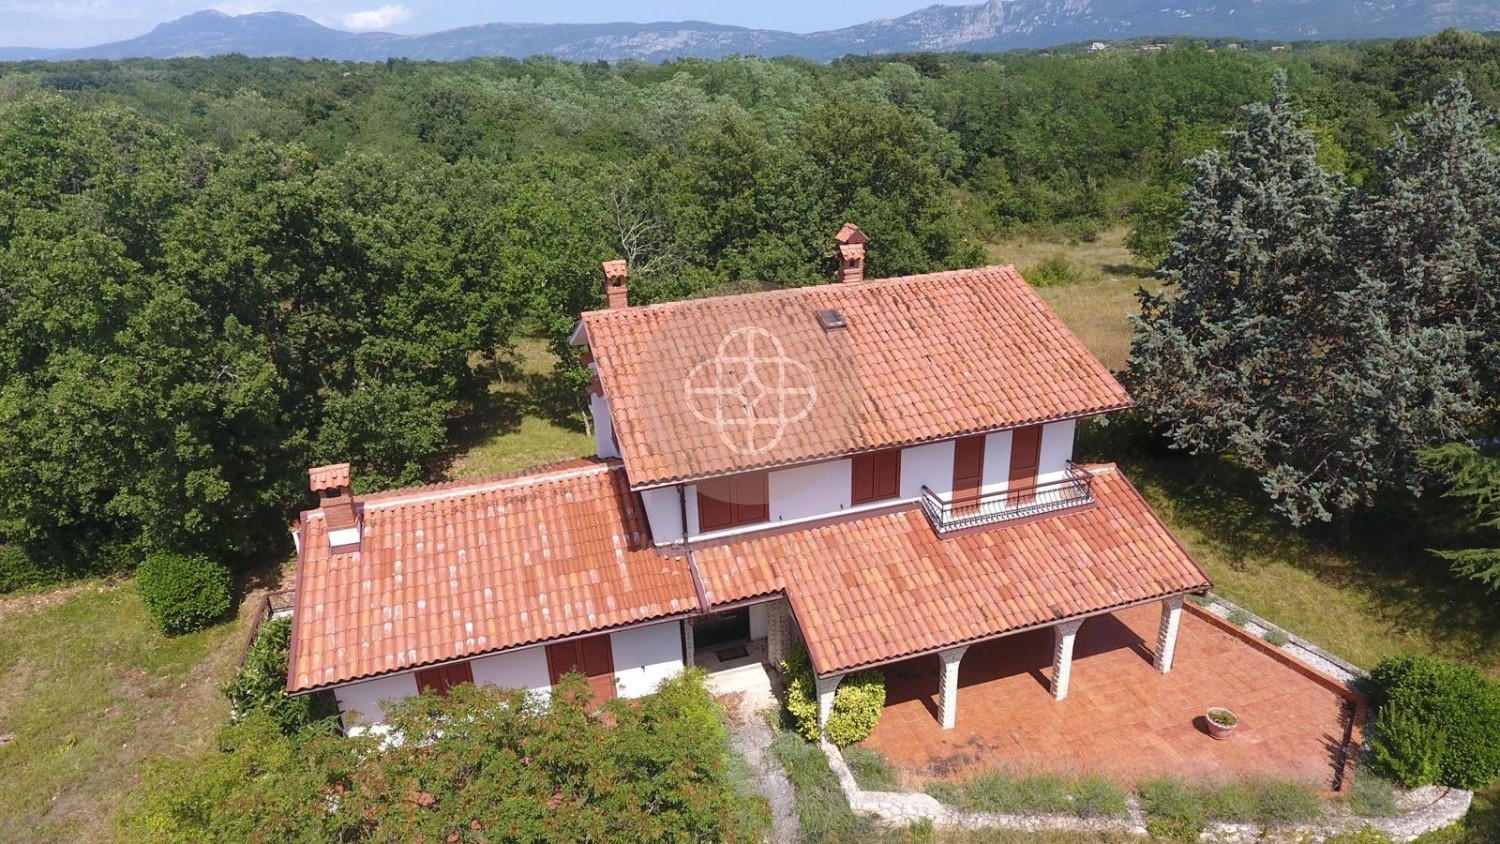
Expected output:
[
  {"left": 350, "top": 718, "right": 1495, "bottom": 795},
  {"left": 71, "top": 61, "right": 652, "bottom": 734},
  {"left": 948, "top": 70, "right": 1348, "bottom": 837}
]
[
  {"left": 986, "top": 227, "right": 1158, "bottom": 371},
  {"left": 0, "top": 581, "right": 252, "bottom": 842}
]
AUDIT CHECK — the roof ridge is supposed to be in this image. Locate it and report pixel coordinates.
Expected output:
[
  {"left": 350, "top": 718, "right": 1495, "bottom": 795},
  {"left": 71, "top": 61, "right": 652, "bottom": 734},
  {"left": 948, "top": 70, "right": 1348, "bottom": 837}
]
[
  {"left": 579, "top": 264, "right": 1023, "bottom": 321},
  {"left": 347, "top": 457, "right": 617, "bottom": 509}
]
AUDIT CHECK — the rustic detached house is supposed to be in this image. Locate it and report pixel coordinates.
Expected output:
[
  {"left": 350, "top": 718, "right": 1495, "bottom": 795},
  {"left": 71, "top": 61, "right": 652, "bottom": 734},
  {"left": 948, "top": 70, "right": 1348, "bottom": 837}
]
[{"left": 286, "top": 225, "right": 1212, "bottom": 734}]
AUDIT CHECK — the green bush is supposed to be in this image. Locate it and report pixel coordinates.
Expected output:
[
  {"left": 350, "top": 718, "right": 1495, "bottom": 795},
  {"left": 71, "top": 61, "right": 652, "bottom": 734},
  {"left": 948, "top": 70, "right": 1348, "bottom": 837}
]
[
  {"left": 1347, "top": 767, "right": 1400, "bottom": 818},
  {"left": 1020, "top": 254, "right": 1082, "bottom": 287},
  {"left": 136, "top": 552, "right": 233, "bottom": 635},
  {"left": 222, "top": 616, "right": 340, "bottom": 736},
  {"left": 1138, "top": 777, "right": 1320, "bottom": 838},
  {"left": 1264, "top": 627, "right": 1291, "bottom": 647},
  {"left": 1369, "top": 655, "right": 1500, "bottom": 790},
  {"left": 1227, "top": 607, "right": 1253, "bottom": 627},
  {"left": 782, "top": 645, "right": 886, "bottom": 747}
]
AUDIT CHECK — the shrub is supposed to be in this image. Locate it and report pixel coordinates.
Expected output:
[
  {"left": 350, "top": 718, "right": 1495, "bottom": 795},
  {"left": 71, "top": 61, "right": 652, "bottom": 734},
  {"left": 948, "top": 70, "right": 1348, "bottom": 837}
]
[
  {"left": 1369, "top": 654, "right": 1500, "bottom": 790},
  {"left": 1347, "top": 767, "right": 1400, "bottom": 818},
  {"left": 222, "top": 616, "right": 339, "bottom": 736},
  {"left": 782, "top": 645, "right": 886, "bottom": 747},
  {"left": 926, "top": 770, "right": 1128, "bottom": 819},
  {"left": 1138, "top": 777, "right": 1319, "bottom": 837},
  {"left": 1021, "top": 254, "right": 1082, "bottom": 287},
  {"left": 1209, "top": 709, "right": 1238, "bottom": 727},
  {"left": 136, "top": 552, "right": 232, "bottom": 635},
  {"left": 1070, "top": 774, "right": 1131, "bottom": 819},
  {"left": 1264, "top": 627, "right": 1291, "bottom": 647},
  {"left": 1138, "top": 778, "right": 1204, "bottom": 842},
  {"left": 1227, "top": 607, "right": 1253, "bottom": 627}
]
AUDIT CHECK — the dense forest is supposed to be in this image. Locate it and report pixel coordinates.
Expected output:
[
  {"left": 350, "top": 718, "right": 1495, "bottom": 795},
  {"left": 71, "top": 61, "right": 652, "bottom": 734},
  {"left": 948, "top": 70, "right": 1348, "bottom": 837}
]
[{"left": 3, "top": 30, "right": 1500, "bottom": 589}]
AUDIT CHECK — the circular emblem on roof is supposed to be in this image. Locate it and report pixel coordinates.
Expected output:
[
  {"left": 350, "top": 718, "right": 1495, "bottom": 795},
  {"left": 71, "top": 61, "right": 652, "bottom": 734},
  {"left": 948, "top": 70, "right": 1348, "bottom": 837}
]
[{"left": 685, "top": 327, "right": 817, "bottom": 455}]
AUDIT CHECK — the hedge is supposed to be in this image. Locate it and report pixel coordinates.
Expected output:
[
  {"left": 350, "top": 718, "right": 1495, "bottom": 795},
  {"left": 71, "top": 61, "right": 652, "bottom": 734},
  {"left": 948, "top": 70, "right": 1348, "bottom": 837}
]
[
  {"left": 136, "top": 551, "right": 233, "bottom": 635},
  {"left": 223, "top": 615, "right": 339, "bottom": 736},
  {"left": 1369, "top": 654, "right": 1500, "bottom": 790},
  {"left": 782, "top": 645, "right": 885, "bottom": 746}
]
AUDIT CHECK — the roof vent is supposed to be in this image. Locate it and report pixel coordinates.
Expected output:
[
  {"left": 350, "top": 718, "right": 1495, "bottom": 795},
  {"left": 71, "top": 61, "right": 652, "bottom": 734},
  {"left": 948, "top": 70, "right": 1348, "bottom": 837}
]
[{"left": 817, "top": 308, "right": 848, "bottom": 331}]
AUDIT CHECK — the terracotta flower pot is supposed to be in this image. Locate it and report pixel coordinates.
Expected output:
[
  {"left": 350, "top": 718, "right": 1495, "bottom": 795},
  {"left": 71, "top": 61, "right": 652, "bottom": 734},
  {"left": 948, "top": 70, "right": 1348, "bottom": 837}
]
[{"left": 1206, "top": 707, "right": 1238, "bottom": 740}]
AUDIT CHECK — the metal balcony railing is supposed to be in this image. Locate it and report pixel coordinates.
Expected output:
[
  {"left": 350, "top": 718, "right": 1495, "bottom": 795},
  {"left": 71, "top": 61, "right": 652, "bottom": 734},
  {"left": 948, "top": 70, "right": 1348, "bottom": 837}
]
[{"left": 920, "top": 463, "right": 1095, "bottom": 534}]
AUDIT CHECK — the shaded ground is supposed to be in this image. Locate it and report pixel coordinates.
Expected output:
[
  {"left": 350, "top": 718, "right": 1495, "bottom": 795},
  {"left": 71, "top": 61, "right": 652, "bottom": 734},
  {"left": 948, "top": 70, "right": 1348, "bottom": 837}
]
[
  {"left": 448, "top": 337, "right": 594, "bottom": 479},
  {"left": 862, "top": 604, "right": 1356, "bottom": 793}
]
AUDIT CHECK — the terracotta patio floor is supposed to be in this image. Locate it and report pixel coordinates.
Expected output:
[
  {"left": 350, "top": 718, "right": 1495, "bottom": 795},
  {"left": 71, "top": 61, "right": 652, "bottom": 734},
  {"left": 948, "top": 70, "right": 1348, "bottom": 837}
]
[{"left": 861, "top": 604, "right": 1359, "bottom": 790}]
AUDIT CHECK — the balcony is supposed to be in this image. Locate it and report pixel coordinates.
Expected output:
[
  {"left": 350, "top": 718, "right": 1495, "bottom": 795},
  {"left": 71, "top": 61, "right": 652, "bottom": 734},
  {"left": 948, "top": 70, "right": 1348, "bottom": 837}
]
[{"left": 920, "top": 463, "right": 1095, "bottom": 534}]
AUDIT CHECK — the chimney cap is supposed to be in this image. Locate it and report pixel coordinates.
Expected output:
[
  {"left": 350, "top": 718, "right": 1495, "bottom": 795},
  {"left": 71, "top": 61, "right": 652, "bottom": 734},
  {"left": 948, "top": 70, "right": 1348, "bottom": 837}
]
[
  {"left": 602, "top": 260, "right": 629, "bottom": 282},
  {"left": 835, "top": 222, "right": 870, "bottom": 246},
  {"left": 309, "top": 463, "right": 351, "bottom": 492}
]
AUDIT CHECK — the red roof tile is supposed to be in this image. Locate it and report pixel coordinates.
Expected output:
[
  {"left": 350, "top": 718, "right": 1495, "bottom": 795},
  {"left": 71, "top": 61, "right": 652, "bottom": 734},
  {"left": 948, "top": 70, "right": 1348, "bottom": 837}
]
[
  {"left": 579, "top": 266, "right": 1132, "bottom": 488},
  {"left": 288, "top": 461, "right": 699, "bottom": 693},
  {"left": 692, "top": 465, "right": 1211, "bottom": 676},
  {"left": 308, "top": 463, "right": 350, "bottom": 491}
]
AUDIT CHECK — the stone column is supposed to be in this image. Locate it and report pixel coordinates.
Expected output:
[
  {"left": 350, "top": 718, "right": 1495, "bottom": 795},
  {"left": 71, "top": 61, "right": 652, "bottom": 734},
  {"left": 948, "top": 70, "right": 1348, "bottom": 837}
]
[
  {"left": 767, "top": 600, "right": 793, "bottom": 668},
  {"left": 938, "top": 645, "right": 969, "bottom": 730},
  {"left": 1052, "top": 619, "right": 1084, "bottom": 701},
  {"left": 815, "top": 672, "right": 845, "bottom": 732},
  {"left": 682, "top": 618, "right": 695, "bottom": 668},
  {"left": 1155, "top": 595, "right": 1185, "bottom": 674}
]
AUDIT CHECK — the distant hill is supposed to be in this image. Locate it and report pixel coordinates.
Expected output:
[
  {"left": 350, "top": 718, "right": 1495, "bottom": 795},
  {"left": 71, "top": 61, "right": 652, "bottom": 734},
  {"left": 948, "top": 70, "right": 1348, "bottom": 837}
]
[{"left": 3, "top": 1, "right": 1498, "bottom": 63}]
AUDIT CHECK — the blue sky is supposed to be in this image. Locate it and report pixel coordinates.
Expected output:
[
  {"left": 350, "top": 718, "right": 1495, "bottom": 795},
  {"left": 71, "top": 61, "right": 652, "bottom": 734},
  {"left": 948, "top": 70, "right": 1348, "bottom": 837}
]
[{"left": 0, "top": 1, "right": 944, "bottom": 48}]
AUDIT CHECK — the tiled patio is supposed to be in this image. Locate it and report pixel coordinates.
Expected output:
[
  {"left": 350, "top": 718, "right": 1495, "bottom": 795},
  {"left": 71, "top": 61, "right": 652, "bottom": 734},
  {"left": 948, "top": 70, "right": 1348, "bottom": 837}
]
[{"left": 861, "top": 603, "right": 1360, "bottom": 791}]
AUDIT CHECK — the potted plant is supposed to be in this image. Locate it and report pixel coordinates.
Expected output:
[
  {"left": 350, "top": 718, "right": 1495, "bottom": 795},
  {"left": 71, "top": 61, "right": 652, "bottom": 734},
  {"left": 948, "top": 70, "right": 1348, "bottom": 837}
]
[{"left": 1206, "top": 707, "right": 1238, "bottom": 740}]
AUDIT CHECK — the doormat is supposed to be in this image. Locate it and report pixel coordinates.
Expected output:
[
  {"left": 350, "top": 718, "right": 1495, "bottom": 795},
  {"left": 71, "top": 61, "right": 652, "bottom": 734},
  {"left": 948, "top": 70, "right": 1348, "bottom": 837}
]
[{"left": 715, "top": 645, "right": 750, "bottom": 661}]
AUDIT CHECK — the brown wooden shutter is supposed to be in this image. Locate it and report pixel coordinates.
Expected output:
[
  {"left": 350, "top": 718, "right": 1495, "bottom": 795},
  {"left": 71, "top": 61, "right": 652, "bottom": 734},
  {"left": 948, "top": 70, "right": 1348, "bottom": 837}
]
[
  {"left": 853, "top": 450, "right": 902, "bottom": 504},
  {"left": 415, "top": 660, "right": 473, "bottom": 697},
  {"left": 545, "top": 635, "right": 616, "bottom": 703},
  {"left": 697, "top": 477, "right": 735, "bottom": 531},
  {"left": 733, "top": 472, "right": 769, "bottom": 525},
  {"left": 1008, "top": 425, "right": 1043, "bottom": 505},
  {"left": 952, "top": 435, "right": 986, "bottom": 509}
]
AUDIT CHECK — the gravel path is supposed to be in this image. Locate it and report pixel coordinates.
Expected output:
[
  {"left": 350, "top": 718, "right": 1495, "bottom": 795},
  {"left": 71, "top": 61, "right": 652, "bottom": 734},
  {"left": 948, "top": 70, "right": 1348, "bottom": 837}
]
[{"left": 720, "top": 689, "right": 800, "bottom": 843}]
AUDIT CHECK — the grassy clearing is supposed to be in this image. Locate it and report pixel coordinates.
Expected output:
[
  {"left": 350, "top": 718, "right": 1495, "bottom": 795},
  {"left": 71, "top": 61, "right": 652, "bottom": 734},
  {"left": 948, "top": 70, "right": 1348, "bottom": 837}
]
[
  {"left": 844, "top": 745, "right": 900, "bottom": 791},
  {"left": 0, "top": 580, "right": 249, "bottom": 842},
  {"left": 450, "top": 337, "right": 594, "bottom": 478},
  {"left": 987, "top": 227, "right": 1157, "bottom": 372}
]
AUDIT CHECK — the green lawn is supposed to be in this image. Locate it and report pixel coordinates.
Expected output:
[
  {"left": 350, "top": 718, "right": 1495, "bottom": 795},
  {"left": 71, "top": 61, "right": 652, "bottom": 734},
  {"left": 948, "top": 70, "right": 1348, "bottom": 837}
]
[
  {"left": 449, "top": 337, "right": 594, "bottom": 479},
  {"left": 0, "top": 581, "right": 248, "bottom": 841}
]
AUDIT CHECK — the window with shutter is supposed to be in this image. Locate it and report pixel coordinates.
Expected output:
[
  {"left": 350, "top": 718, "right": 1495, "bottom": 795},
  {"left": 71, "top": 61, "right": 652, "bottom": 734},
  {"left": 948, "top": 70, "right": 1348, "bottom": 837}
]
[
  {"left": 852, "top": 449, "right": 902, "bottom": 504},
  {"left": 696, "top": 472, "right": 769, "bottom": 531}
]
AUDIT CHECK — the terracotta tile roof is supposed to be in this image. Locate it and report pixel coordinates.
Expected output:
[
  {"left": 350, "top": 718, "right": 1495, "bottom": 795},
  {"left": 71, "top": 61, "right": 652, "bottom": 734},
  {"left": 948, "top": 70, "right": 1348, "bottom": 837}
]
[
  {"left": 579, "top": 266, "right": 1132, "bottom": 488},
  {"left": 308, "top": 463, "right": 350, "bottom": 491},
  {"left": 287, "top": 461, "right": 699, "bottom": 694},
  {"left": 692, "top": 465, "right": 1211, "bottom": 676}
]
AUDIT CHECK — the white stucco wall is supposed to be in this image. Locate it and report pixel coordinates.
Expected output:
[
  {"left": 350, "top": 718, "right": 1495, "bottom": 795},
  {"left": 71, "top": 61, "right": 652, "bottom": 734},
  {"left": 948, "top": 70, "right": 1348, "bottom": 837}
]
[
  {"left": 609, "top": 623, "right": 686, "bottom": 698},
  {"left": 640, "top": 486, "right": 682, "bottom": 545},
  {"left": 749, "top": 602, "right": 768, "bottom": 639},
  {"left": 899, "top": 439, "right": 956, "bottom": 499},
  {"left": 644, "top": 418, "right": 1080, "bottom": 544},
  {"left": 470, "top": 646, "right": 552, "bottom": 697},
  {"left": 1039, "top": 418, "right": 1077, "bottom": 482},
  {"left": 335, "top": 672, "right": 415, "bottom": 730},
  {"left": 589, "top": 390, "right": 619, "bottom": 459},
  {"left": 769, "top": 460, "right": 852, "bottom": 522},
  {"left": 980, "top": 429, "right": 1015, "bottom": 497},
  {"left": 333, "top": 620, "right": 686, "bottom": 729}
]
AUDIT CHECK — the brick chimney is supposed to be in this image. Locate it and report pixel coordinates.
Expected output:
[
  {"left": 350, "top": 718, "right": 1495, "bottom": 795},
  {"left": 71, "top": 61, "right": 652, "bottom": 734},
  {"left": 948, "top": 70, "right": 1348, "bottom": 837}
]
[
  {"left": 835, "top": 223, "right": 869, "bottom": 283},
  {"left": 308, "top": 463, "right": 361, "bottom": 551},
  {"left": 602, "top": 260, "right": 629, "bottom": 309}
]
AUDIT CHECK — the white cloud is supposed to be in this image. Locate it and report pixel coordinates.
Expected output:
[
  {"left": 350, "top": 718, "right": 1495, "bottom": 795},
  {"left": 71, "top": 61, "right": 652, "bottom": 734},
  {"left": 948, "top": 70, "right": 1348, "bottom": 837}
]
[{"left": 340, "top": 3, "right": 409, "bottom": 31}]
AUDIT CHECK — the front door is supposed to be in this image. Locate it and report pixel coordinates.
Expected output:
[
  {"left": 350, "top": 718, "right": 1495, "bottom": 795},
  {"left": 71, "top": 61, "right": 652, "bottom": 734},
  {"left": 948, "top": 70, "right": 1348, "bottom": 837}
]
[
  {"left": 546, "top": 634, "right": 616, "bottom": 703},
  {"left": 1008, "top": 425, "right": 1043, "bottom": 506},
  {"left": 693, "top": 607, "right": 751, "bottom": 652},
  {"left": 951, "top": 434, "right": 986, "bottom": 512}
]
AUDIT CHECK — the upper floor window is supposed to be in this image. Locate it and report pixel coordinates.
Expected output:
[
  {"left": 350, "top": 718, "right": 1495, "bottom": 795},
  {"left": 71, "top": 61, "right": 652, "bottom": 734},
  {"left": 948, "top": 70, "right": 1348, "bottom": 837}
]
[
  {"left": 698, "top": 472, "right": 768, "bottom": 531},
  {"left": 852, "top": 449, "right": 901, "bottom": 504},
  {"left": 415, "top": 661, "right": 473, "bottom": 697}
]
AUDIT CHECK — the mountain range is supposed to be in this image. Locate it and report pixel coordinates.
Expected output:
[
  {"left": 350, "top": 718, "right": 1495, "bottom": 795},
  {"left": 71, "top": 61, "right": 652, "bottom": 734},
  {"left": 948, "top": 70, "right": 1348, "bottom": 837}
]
[{"left": 3, "top": 1, "right": 1498, "bottom": 63}]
